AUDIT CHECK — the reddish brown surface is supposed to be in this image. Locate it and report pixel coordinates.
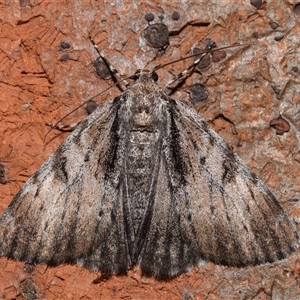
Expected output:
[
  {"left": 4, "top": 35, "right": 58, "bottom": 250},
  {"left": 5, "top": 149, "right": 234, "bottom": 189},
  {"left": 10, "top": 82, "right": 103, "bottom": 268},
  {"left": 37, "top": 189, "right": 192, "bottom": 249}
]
[{"left": 1, "top": 1, "right": 300, "bottom": 299}]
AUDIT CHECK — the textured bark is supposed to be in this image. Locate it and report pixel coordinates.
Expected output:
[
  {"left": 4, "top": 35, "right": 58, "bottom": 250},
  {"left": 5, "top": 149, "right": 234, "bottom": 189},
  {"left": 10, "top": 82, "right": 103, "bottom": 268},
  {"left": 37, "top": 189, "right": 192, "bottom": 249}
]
[{"left": 0, "top": 1, "right": 300, "bottom": 299}]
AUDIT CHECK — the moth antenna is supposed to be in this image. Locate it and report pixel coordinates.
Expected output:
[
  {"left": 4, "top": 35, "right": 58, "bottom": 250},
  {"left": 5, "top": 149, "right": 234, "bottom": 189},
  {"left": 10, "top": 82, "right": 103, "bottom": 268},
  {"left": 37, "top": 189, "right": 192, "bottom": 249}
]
[
  {"left": 44, "top": 43, "right": 248, "bottom": 141},
  {"left": 89, "top": 35, "right": 130, "bottom": 88},
  {"left": 151, "top": 43, "right": 248, "bottom": 88},
  {"left": 154, "top": 44, "right": 247, "bottom": 73},
  {"left": 165, "top": 44, "right": 249, "bottom": 88},
  {"left": 44, "top": 83, "right": 119, "bottom": 141},
  {"left": 44, "top": 38, "right": 135, "bottom": 141}
]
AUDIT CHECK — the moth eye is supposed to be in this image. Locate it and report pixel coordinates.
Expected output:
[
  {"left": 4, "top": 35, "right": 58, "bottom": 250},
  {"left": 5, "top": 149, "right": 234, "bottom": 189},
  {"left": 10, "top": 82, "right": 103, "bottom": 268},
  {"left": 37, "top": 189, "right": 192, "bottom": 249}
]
[
  {"left": 151, "top": 72, "right": 158, "bottom": 81},
  {"left": 132, "top": 70, "right": 142, "bottom": 81}
]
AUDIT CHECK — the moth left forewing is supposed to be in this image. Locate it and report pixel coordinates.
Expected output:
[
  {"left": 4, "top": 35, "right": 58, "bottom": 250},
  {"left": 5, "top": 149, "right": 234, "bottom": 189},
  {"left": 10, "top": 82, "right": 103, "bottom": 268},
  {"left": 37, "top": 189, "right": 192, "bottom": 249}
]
[{"left": 169, "top": 99, "right": 298, "bottom": 266}]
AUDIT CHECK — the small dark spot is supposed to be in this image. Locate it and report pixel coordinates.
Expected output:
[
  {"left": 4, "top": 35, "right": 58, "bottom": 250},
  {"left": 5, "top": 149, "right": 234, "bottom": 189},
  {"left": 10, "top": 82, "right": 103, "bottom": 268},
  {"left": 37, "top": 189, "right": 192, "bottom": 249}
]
[
  {"left": 158, "top": 15, "right": 164, "bottom": 21},
  {"left": 54, "top": 155, "right": 68, "bottom": 182},
  {"left": 93, "top": 273, "right": 113, "bottom": 283},
  {"left": 293, "top": 3, "right": 300, "bottom": 15},
  {"left": 151, "top": 72, "right": 158, "bottom": 82},
  {"left": 59, "top": 41, "right": 71, "bottom": 50},
  {"left": 237, "top": 141, "right": 243, "bottom": 147},
  {"left": 269, "top": 115, "right": 290, "bottom": 135},
  {"left": 288, "top": 198, "right": 299, "bottom": 202},
  {"left": 271, "top": 85, "right": 281, "bottom": 94},
  {"left": 145, "top": 12, "right": 155, "bottom": 22},
  {"left": 20, "top": 0, "right": 30, "bottom": 7},
  {"left": 59, "top": 53, "right": 70, "bottom": 62},
  {"left": 252, "top": 32, "right": 259, "bottom": 38},
  {"left": 212, "top": 49, "right": 226, "bottom": 62},
  {"left": 274, "top": 34, "right": 284, "bottom": 41},
  {"left": 190, "top": 84, "right": 208, "bottom": 102},
  {"left": 200, "top": 157, "right": 206, "bottom": 165},
  {"left": 172, "top": 11, "right": 180, "bottom": 20},
  {"left": 110, "top": 211, "right": 116, "bottom": 222},
  {"left": 144, "top": 23, "right": 169, "bottom": 49},
  {"left": 269, "top": 21, "right": 279, "bottom": 29},
  {"left": 94, "top": 60, "right": 111, "bottom": 79},
  {"left": 205, "top": 39, "right": 217, "bottom": 51},
  {"left": 193, "top": 48, "right": 211, "bottom": 69},
  {"left": 20, "top": 279, "right": 38, "bottom": 300},
  {"left": 86, "top": 100, "right": 99, "bottom": 115},
  {"left": 0, "top": 163, "right": 7, "bottom": 184},
  {"left": 243, "top": 225, "right": 249, "bottom": 233},
  {"left": 222, "top": 161, "right": 234, "bottom": 183},
  {"left": 84, "top": 153, "right": 90, "bottom": 162},
  {"left": 24, "top": 262, "right": 36, "bottom": 274},
  {"left": 291, "top": 66, "right": 299, "bottom": 73},
  {"left": 250, "top": 0, "right": 263, "bottom": 9}
]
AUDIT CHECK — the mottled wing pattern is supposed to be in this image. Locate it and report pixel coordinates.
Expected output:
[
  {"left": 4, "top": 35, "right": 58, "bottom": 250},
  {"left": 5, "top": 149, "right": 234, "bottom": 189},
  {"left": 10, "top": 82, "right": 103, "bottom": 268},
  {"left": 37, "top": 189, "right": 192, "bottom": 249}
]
[
  {"left": 0, "top": 72, "right": 298, "bottom": 280},
  {"left": 139, "top": 98, "right": 298, "bottom": 277},
  {"left": 0, "top": 97, "right": 132, "bottom": 275}
]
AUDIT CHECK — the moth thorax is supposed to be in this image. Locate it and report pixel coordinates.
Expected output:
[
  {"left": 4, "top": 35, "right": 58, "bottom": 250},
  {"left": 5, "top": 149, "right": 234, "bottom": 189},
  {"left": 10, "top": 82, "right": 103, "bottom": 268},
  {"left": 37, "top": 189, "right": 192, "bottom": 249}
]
[{"left": 131, "top": 96, "right": 157, "bottom": 129}]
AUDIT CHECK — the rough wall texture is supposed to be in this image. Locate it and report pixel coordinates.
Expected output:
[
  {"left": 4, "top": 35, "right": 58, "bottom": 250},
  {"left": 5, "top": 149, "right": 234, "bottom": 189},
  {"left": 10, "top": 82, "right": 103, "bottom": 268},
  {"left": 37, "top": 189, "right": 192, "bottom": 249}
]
[{"left": 1, "top": 0, "right": 300, "bottom": 299}]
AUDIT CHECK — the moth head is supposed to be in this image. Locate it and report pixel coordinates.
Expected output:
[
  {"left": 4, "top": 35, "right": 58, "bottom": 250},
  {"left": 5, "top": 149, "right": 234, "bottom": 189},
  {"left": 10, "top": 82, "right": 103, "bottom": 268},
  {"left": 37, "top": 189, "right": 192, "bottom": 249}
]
[
  {"left": 127, "top": 70, "right": 160, "bottom": 129},
  {"left": 131, "top": 70, "right": 158, "bottom": 82}
]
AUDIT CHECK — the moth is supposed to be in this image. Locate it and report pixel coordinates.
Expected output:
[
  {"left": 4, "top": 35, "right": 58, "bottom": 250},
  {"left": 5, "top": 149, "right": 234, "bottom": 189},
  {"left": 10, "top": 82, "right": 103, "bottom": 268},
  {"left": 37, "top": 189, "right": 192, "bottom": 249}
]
[{"left": 0, "top": 40, "right": 298, "bottom": 279}]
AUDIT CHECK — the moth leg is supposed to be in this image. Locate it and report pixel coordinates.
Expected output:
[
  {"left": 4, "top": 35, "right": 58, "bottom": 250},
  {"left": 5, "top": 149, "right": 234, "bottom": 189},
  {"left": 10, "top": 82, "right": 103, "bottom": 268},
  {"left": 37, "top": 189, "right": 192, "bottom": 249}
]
[
  {"left": 164, "top": 52, "right": 207, "bottom": 88},
  {"left": 46, "top": 121, "right": 81, "bottom": 132},
  {"left": 164, "top": 44, "right": 243, "bottom": 88}
]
